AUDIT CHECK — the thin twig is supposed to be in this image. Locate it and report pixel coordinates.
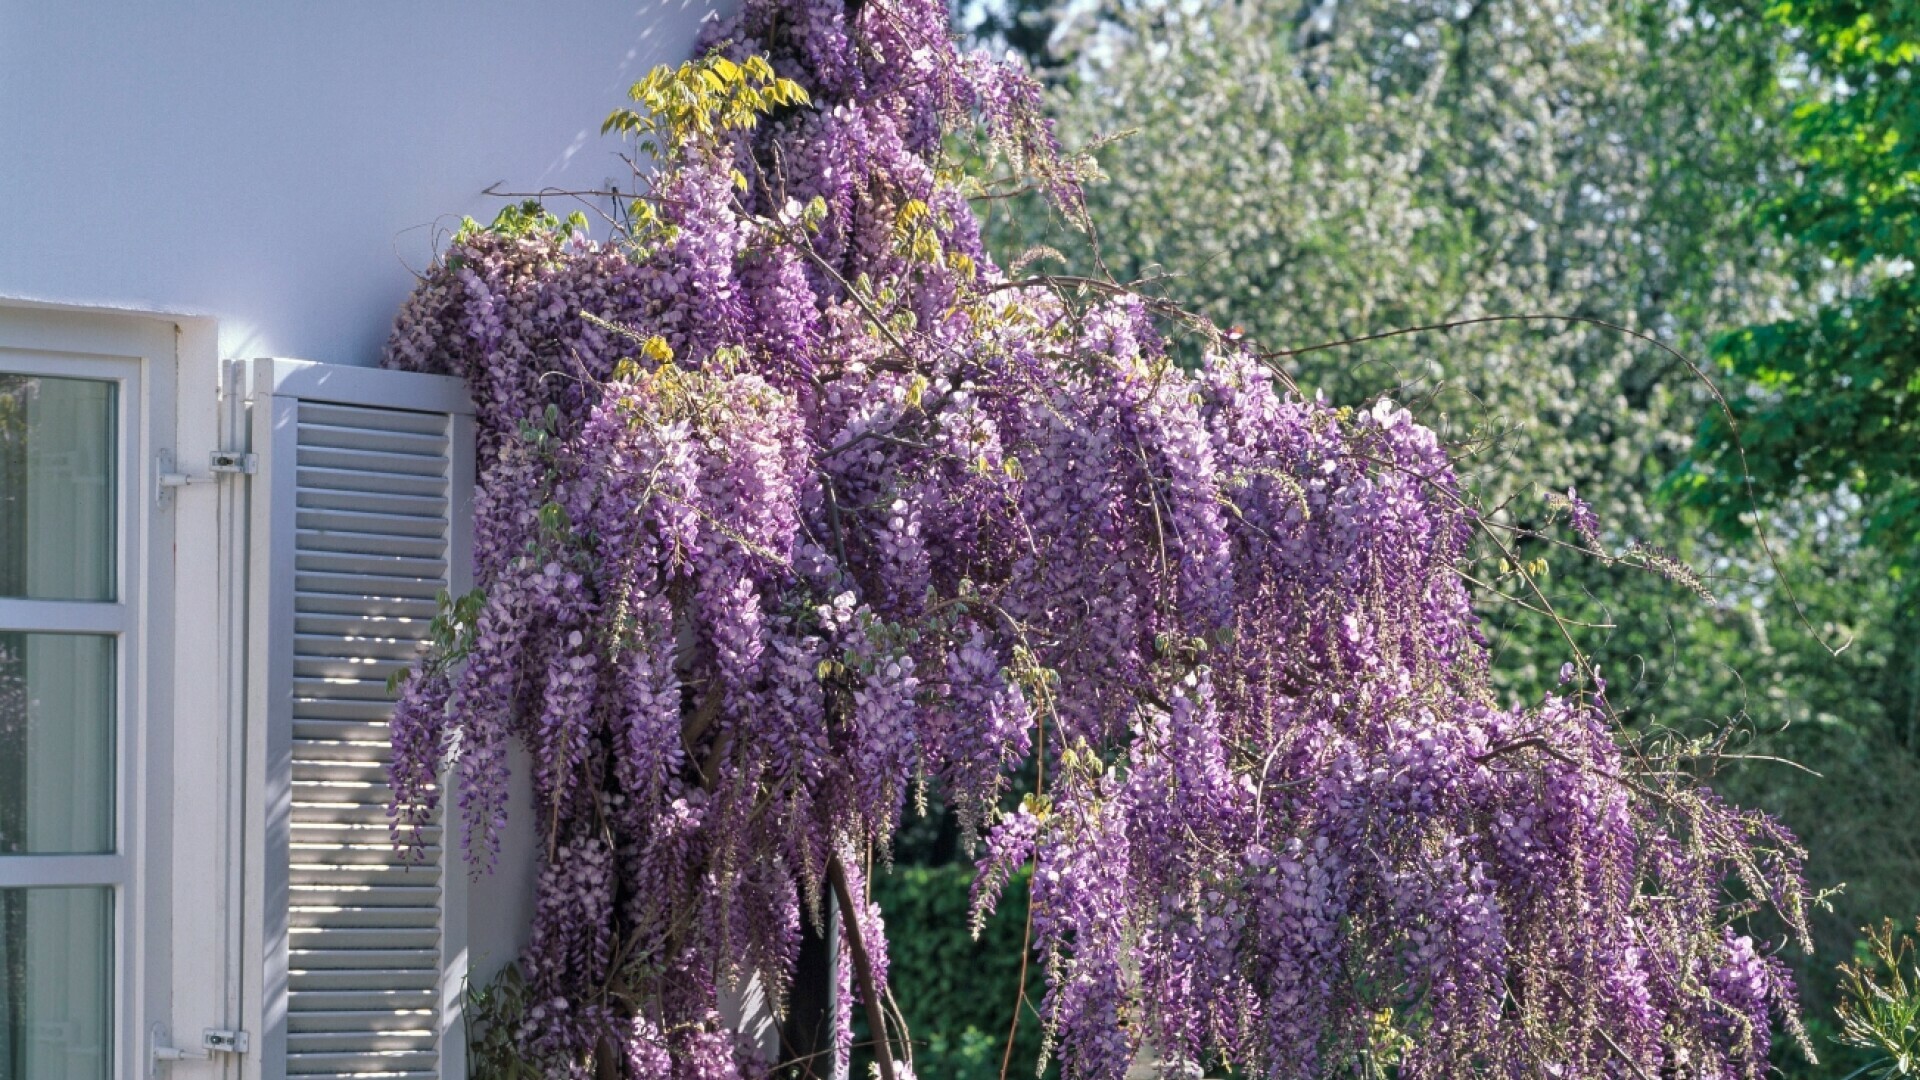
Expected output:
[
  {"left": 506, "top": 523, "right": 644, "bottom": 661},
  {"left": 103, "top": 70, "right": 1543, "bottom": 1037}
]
[{"left": 1001, "top": 698, "right": 1047, "bottom": 1080}]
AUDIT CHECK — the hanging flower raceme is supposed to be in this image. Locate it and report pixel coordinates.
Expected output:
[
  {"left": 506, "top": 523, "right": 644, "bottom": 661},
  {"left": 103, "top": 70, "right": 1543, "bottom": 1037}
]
[{"left": 382, "top": 1, "right": 1814, "bottom": 1077}]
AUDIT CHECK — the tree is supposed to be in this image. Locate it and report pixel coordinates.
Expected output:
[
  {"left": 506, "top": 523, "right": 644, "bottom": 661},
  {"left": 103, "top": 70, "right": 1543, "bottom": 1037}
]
[
  {"left": 1673, "top": 11, "right": 1920, "bottom": 1062},
  {"left": 1679, "top": 0, "right": 1920, "bottom": 589},
  {"left": 383, "top": 1, "right": 1817, "bottom": 1076},
  {"left": 978, "top": 0, "right": 1815, "bottom": 715},
  {"left": 953, "top": 0, "right": 1066, "bottom": 70},
  {"left": 962, "top": 0, "right": 1920, "bottom": 1039}
]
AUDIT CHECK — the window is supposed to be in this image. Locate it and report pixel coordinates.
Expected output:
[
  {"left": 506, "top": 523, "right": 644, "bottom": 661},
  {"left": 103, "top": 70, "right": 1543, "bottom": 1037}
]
[
  {"left": 0, "top": 324, "right": 481, "bottom": 1080},
  {"left": 0, "top": 352, "right": 141, "bottom": 1080}
]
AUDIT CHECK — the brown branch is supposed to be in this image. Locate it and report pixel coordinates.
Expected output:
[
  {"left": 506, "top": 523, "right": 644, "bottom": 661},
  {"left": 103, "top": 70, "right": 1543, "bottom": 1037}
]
[
  {"left": 1595, "top": 1026, "right": 1659, "bottom": 1080},
  {"left": 697, "top": 729, "right": 733, "bottom": 791},
  {"left": 680, "top": 686, "right": 724, "bottom": 759},
  {"left": 828, "top": 855, "right": 899, "bottom": 1080}
]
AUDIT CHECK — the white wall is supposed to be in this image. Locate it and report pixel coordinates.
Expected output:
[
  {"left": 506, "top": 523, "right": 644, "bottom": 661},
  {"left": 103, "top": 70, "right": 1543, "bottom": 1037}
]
[
  {"left": 1, "top": 0, "right": 731, "bottom": 367},
  {"left": 463, "top": 746, "right": 542, "bottom": 987}
]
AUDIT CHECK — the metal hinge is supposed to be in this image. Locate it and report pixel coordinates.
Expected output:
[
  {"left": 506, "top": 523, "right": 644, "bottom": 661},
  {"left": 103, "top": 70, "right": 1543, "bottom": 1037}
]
[
  {"left": 148, "top": 1024, "right": 249, "bottom": 1078},
  {"left": 154, "top": 449, "right": 256, "bottom": 508}
]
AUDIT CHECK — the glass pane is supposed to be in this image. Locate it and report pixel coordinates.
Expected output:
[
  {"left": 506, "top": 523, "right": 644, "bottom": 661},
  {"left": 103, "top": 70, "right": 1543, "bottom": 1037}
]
[
  {"left": 0, "top": 888, "right": 111, "bottom": 1080},
  {"left": 0, "top": 374, "right": 117, "bottom": 601},
  {"left": 0, "top": 634, "right": 114, "bottom": 854}
]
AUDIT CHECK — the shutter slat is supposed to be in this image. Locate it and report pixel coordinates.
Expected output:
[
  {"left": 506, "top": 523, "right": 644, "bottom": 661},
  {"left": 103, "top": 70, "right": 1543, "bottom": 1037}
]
[
  {"left": 283, "top": 989, "right": 438, "bottom": 1012},
  {"left": 291, "top": 845, "right": 441, "bottom": 867},
  {"left": 297, "top": 445, "right": 447, "bottom": 477},
  {"left": 293, "top": 592, "right": 439, "bottom": 619},
  {"left": 295, "top": 422, "right": 450, "bottom": 458},
  {"left": 291, "top": 884, "right": 441, "bottom": 907},
  {"left": 288, "top": 1030, "right": 437, "bottom": 1053},
  {"left": 290, "top": 801, "right": 399, "bottom": 822},
  {"left": 290, "top": 970, "right": 439, "bottom": 992},
  {"left": 292, "top": 823, "right": 439, "bottom": 844},
  {"left": 294, "top": 675, "right": 410, "bottom": 701},
  {"left": 298, "top": 401, "right": 450, "bottom": 435},
  {"left": 290, "top": 1010, "right": 438, "bottom": 1034},
  {"left": 297, "top": 527, "right": 447, "bottom": 559},
  {"left": 299, "top": 508, "right": 449, "bottom": 539},
  {"left": 288, "top": 1068, "right": 437, "bottom": 1079},
  {"left": 289, "top": 927, "right": 441, "bottom": 951},
  {"left": 295, "top": 655, "right": 411, "bottom": 683},
  {"left": 296, "top": 550, "right": 448, "bottom": 579},
  {"left": 294, "top": 736, "right": 394, "bottom": 762},
  {"left": 291, "top": 949, "right": 440, "bottom": 971},
  {"left": 295, "top": 612, "right": 434, "bottom": 635},
  {"left": 296, "top": 572, "right": 444, "bottom": 601},
  {"left": 292, "top": 827, "right": 440, "bottom": 848},
  {"left": 298, "top": 465, "right": 447, "bottom": 499},
  {"left": 292, "top": 906, "right": 442, "bottom": 930},
  {"left": 297, "top": 635, "right": 428, "bottom": 663},
  {"left": 289, "top": 850, "right": 436, "bottom": 868},
  {"left": 286, "top": 1045, "right": 437, "bottom": 1068},
  {"left": 298, "top": 487, "right": 449, "bottom": 520},
  {"left": 288, "top": 791, "right": 399, "bottom": 813},
  {"left": 295, "top": 703, "right": 409, "bottom": 724}
]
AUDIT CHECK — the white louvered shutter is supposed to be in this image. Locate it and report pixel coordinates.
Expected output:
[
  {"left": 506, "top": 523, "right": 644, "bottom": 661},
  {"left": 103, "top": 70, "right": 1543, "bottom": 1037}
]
[{"left": 246, "top": 359, "right": 474, "bottom": 1080}]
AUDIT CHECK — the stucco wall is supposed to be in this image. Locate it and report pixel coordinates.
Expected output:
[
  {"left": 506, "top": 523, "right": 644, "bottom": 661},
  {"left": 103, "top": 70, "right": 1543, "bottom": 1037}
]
[{"left": 1, "top": 0, "right": 730, "bottom": 366}]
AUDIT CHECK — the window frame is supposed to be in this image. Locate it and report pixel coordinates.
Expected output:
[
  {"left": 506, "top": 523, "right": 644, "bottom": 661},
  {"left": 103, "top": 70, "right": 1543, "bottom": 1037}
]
[{"left": 0, "top": 305, "right": 176, "bottom": 1080}]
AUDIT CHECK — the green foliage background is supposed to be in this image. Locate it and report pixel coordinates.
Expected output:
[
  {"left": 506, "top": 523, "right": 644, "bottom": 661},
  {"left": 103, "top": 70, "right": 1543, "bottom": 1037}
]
[
  {"left": 858, "top": 865, "right": 1051, "bottom": 1079},
  {"left": 1678, "top": 0, "right": 1920, "bottom": 586},
  {"left": 858, "top": 1, "right": 1920, "bottom": 1076}
]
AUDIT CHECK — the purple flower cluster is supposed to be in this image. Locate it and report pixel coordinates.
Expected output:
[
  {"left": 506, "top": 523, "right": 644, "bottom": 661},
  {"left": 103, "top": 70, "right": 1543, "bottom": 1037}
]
[{"left": 382, "top": 1, "right": 1813, "bottom": 1076}]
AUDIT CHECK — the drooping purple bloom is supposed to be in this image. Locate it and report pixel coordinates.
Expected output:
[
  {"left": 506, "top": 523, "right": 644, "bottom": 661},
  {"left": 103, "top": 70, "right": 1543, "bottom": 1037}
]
[{"left": 380, "top": 1, "right": 1814, "bottom": 1076}]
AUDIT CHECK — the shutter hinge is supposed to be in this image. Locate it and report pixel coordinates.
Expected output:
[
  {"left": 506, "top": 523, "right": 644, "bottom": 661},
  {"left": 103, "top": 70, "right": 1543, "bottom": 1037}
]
[{"left": 154, "top": 449, "right": 256, "bottom": 508}]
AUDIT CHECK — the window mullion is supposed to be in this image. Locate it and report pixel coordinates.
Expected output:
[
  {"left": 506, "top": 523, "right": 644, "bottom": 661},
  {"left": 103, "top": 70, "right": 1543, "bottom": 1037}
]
[
  {"left": 0, "top": 598, "right": 127, "bottom": 635},
  {"left": 0, "top": 853, "right": 127, "bottom": 888}
]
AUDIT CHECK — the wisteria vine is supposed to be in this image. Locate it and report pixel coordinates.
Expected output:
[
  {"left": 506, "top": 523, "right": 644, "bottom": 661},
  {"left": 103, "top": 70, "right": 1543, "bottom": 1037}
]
[{"left": 383, "top": 1, "right": 1816, "bottom": 1077}]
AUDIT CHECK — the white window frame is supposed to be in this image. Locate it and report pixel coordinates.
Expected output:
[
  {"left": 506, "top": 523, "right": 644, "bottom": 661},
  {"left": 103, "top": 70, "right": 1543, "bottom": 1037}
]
[{"left": 0, "top": 303, "right": 177, "bottom": 1080}]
